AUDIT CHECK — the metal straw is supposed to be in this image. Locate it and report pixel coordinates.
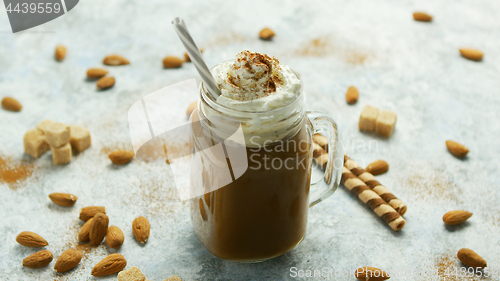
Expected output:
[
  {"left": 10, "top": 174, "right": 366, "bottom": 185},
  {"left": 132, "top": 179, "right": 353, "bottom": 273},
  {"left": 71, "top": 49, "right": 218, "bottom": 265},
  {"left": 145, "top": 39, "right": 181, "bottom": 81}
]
[{"left": 172, "top": 17, "right": 221, "bottom": 100}]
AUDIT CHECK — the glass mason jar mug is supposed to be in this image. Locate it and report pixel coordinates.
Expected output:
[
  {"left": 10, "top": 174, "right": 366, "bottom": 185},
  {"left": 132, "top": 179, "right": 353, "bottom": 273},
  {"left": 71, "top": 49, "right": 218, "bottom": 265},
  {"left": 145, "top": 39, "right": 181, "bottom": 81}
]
[{"left": 189, "top": 67, "right": 343, "bottom": 262}]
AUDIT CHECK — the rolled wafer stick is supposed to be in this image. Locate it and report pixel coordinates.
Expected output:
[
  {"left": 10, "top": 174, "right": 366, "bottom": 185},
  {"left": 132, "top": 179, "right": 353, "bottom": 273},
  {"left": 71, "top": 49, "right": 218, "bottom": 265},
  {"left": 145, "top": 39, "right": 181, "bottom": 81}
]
[
  {"left": 344, "top": 155, "right": 407, "bottom": 216},
  {"left": 341, "top": 166, "right": 406, "bottom": 231}
]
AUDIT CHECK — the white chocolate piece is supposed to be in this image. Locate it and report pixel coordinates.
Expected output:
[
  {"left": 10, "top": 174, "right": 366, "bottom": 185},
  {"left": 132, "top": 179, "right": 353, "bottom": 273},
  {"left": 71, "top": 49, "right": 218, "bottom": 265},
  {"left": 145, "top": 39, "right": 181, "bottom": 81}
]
[
  {"left": 35, "top": 119, "right": 56, "bottom": 135},
  {"left": 376, "top": 110, "right": 397, "bottom": 137},
  {"left": 45, "top": 122, "right": 70, "bottom": 148},
  {"left": 24, "top": 129, "right": 49, "bottom": 158},
  {"left": 118, "top": 266, "right": 146, "bottom": 281},
  {"left": 358, "top": 105, "right": 380, "bottom": 133},
  {"left": 51, "top": 143, "right": 72, "bottom": 165},
  {"left": 70, "top": 125, "right": 91, "bottom": 152}
]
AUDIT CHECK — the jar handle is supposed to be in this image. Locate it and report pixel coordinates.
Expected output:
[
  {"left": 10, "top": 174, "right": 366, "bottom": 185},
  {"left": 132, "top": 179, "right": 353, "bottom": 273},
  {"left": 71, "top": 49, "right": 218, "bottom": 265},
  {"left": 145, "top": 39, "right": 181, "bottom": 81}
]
[{"left": 306, "top": 111, "right": 343, "bottom": 207}]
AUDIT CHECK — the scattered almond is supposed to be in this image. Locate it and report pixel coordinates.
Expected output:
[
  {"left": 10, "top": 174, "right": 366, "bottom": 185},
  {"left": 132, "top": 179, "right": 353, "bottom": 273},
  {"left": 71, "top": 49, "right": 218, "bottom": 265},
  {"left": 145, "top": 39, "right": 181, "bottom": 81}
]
[
  {"left": 96, "top": 76, "right": 115, "bottom": 90},
  {"left": 106, "top": 226, "right": 124, "bottom": 248},
  {"left": 80, "top": 206, "right": 106, "bottom": 221},
  {"left": 459, "top": 48, "right": 483, "bottom": 61},
  {"left": 259, "top": 28, "right": 275, "bottom": 40},
  {"left": 457, "top": 248, "right": 487, "bottom": 268},
  {"left": 16, "top": 231, "right": 48, "bottom": 247},
  {"left": 443, "top": 210, "right": 473, "bottom": 225},
  {"left": 90, "top": 213, "right": 109, "bottom": 246},
  {"left": 355, "top": 266, "right": 390, "bottom": 281},
  {"left": 91, "top": 253, "right": 127, "bottom": 277},
  {"left": 103, "top": 55, "right": 130, "bottom": 66},
  {"left": 54, "top": 248, "right": 82, "bottom": 273},
  {"left": 79, "top": 218, "right": 93, "bottom": 242},
  {"left": 365, "top": 160, "right": 389, "bottom": 175},
  {"left": 55, "top": 45, "right": 67, "bottom": 61},
  {"left": 446, "top": 140, "right": 469, "bottom": 158},
  {"left": 23, "top": 250, "right": 53, "bottom": 268},
  {"left": 186, "top": 101, "right": 198, "bottom": 118},
  {"left": 132, "top": 216, "right": 150, "bottom": 244},
  {"left": 87, "top": 68, "right": 109, "bottom": 79},
  {"left": 48, "top": 193, "right": 78, "bottom": 207},
  {"left": 163, "top": 56, "right": 184, "bottom": 68},
  {"left": 184, "top": 49, "right": 203, "bottom": 62},
  {"left": 346, "top": 86, "right": 359, "bottom": 104},
  {"left": 109, "top": 150, "right": 135, "bottom": 165},
  {"left": 1, "top": 97, "right": 22, "bottom": 112},
  {"left": 413, "top": 12, "right": 432, "bottom": 22}
]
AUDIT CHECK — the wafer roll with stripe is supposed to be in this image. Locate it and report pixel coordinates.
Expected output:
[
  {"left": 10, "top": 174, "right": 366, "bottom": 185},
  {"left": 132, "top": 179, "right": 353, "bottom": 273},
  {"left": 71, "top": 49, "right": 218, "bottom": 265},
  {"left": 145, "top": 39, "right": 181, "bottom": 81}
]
[
  {"left": 341, "top": 166, "right": 406, "bottom": 231},
  {"left": 344, "top": 155, "right": 407, "bottom": 216}
]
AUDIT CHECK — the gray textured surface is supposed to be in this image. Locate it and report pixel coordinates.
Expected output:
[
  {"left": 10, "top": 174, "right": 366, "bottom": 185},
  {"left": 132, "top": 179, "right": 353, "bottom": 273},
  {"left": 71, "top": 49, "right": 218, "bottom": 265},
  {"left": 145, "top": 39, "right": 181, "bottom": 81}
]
[{"left": 1, "top": 0, "right": 500, "bottom": 280}]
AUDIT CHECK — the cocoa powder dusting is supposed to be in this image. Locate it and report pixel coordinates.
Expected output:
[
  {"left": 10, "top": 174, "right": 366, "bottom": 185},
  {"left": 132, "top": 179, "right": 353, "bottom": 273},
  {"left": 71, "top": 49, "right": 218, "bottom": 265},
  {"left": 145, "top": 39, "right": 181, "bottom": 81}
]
[
  {"left": 0, "top": 155, "right": 33, "bottom": 189},
  {"left": 294, "top": 36, "right": 372, "bottom": 65},
  {"left": 405, "top": 172, "right": 460, "bottom": 202}
]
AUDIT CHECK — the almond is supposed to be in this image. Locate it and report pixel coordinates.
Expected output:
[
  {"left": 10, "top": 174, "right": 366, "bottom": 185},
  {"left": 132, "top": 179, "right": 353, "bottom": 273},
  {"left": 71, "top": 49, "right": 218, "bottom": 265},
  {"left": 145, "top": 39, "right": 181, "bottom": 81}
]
[
  {"left": 259, "top": 28, "right": 275, "bottom": 40},
  {"left": 54, "top": 248, "right": 82, "bottom": 273},
  {"left": 186, "top": 101, "right": 198, "bottom": 118},
  {"left": 184, "top": 49, "right": 203, "bottom": 62},
  {"left": 346, "top": 86, "right": 359, "bottom": 104},
  {"left": 96, "top": 76, "right": 115, "bottom": 90},
  {"left": 91, "top": 253, "right": 127, "bottom": 277},
  {"left": 355, "top": 267, "right": 390, "bottom": 281},
  {"left": 106, "top": 226, "right": 124, "bottom": 248},
  {"left": 90, "top": 213, "right": 109, "bottom": 246},
  {"left": 443, "top": 210, "right": 472, "bottom": 225},
  {"left": 16, "top": 231, "right": 48, "bottom": 247},
  {"left": 48, "top": 193, "right": 78, "bottom": 207},
  {"left": 457, "top": 248, "right": 487, "bottom": 268},
  {"left": 80, "top": 206, "right": 106, "bottom": 221},
  {"left": 132, "top": 216, "right": 150, "bottom": 244},
  {"left": 446, "top": 140, "right": 469, "bottom": 158},
  {"left": 87, "top": 68, "right": 109, "bottom": 78},
  {"left": 55, "top": 45, "right": 67, "bottom": 61},
  {"left": 23, "top": 250, "right": 53, "bottom": 268},
  {"left": 1, "top": 97, "right": 22, "bottom": 112},
  {"left": 459, "top": 48, "right": 483, "bottom": 61},
  {"left": 163, "top": 56, "right": 184, "bottom": 68},
  {"left": 103, "top": 55, "right": 130, "bottom": 66},
  {"left": 109, "top": 150, "right": 135, "bottom": 165},
  {"left": 79, "top": 218, "right": 93, "bottom": 242},
  {"left": 413, "top": 12, "right": 432, "bottom": 22},
  {"left": 365, "top": 160, "right": 389, "bottom": 175}
]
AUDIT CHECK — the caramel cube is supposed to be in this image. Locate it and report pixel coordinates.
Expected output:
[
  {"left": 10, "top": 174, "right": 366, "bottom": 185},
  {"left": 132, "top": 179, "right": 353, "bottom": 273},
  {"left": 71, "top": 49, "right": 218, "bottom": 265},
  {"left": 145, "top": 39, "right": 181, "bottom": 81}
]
[
  {"left": 358, "top": 105, "right": 380, "bottom": 133},
  {"left": 51, "top": 143, "right": 72, "bottom": 165},
  {"left": 163, "top": 276, "right": 183, "bottom": 281},
  {"left": 24, "top": 129, "right": 49, "bottom": 158},
  {"left": 70, "top": 125, "right": 91, "bottom": 152},
  {"left": 45, "top": 122, "right": 70, "bottom": 148},
  {"left": 36, "top": 119, "right": 56, "bottom": 135},
  {"left": 376, "top": 110, "right": 397, "bottom": 137},
  {"left": 117, "top": 266, "right": 146, "bottom": 281}
]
